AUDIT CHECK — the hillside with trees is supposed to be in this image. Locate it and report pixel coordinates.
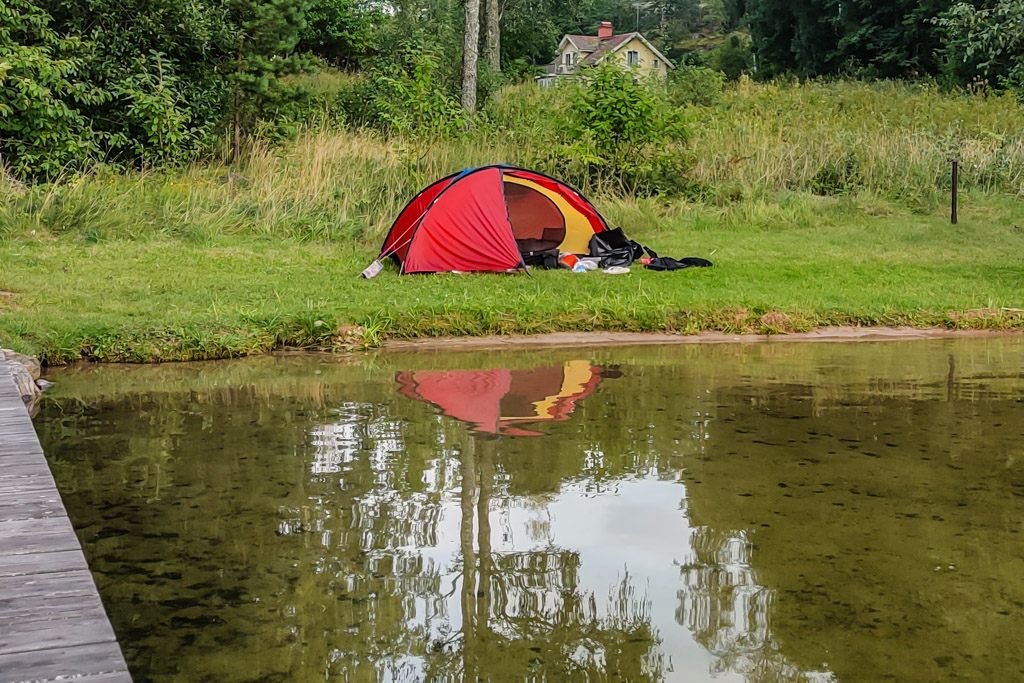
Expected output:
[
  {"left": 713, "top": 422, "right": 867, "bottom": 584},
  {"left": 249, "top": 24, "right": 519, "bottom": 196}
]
[{"left": 2, "top": 0, "right": 1022, "bottom": 179}]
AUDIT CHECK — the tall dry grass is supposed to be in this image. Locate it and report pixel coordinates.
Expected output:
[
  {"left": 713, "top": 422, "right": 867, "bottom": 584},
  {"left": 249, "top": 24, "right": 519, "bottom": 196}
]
[
  {"left": 1, "top": 78, "right": 1021, "bottom": 244},
  {"left": 689, "top": 78, "right": 1024, "bottom": 201}
]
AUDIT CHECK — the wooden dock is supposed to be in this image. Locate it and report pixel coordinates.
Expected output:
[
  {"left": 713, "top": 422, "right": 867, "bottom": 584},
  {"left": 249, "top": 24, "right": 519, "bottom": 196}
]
[{"left": 0, "top": 360, "right": 131, "bottom": 682}]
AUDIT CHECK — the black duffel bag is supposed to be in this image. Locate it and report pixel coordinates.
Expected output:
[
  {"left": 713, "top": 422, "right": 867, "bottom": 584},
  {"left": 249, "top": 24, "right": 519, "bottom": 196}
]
[
  {"left": 521, "top": 248, "right": 560, "bottom": 270},
  {"left": 589, "top": 227, "right": 645, "bottom": 268}
]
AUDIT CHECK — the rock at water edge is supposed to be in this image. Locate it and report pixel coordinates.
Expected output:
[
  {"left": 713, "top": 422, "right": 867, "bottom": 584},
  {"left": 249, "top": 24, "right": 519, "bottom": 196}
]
[
  {"left": 2, "top": 349, "right": 41, "bottom": 381},
  {"left": 10, "top": 360, "right": 41, "bottom": 407}
]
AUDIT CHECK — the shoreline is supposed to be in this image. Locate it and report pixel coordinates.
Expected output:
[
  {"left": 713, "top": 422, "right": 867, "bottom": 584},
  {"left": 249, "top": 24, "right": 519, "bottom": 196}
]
[
  {"left": 383, "top": 326, "right": 1024, "bottom": 352},
  {"left": 23, "top": 325, "right": 1024, "bottom": 369}
]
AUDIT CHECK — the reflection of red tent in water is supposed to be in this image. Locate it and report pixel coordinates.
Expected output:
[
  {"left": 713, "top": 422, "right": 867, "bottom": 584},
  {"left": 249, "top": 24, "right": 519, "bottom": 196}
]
[{"left": 396, "top": 360, "right": 603, "bottom": 436}]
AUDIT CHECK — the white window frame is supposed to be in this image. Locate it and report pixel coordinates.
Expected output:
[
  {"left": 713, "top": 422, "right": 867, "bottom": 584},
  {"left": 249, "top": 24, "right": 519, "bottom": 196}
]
[{"left": 626, "top": 50, "right": 639, "bottom": 67}]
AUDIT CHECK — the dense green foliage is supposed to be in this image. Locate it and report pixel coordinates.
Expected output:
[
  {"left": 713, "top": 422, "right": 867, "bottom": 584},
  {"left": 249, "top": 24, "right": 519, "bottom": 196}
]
[
  {"left": 746, "top": 0, "right": 1024, "bottom": 86},
  {"left": 748, "top": 0, "right": 947, "bottom": 78},
  {"left": 0, "top": 0, "right": 314, "bottom": 176},
  {"left": 1, "top": 0, "right": 1023, "bottom": 179},
  {"left": 936, "top": 0, "right": 1024, "bottom": 90},
  {"left": 561, "top": 64, "right": 691, "bottom": 194},
  {"left": 0, "top": 0, "right": 102, "bottom": 177}
]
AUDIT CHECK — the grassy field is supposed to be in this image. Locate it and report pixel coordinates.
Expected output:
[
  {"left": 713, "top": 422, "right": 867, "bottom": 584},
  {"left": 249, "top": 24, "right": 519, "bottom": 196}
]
[{"left": 2, "top": 79, "right": 1023, "bottom": 364}]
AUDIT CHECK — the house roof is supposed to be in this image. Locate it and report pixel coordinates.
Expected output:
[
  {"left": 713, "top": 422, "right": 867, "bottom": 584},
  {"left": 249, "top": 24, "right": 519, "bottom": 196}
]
[
  {"left": 557, "top": 32, "right": 676, "bottom": 69},
  {"left": 564, "top": 34, "right": 601, "bottom": 52},
  {"left": 581, "top": 34, "right": 635, "bottom": 65}
]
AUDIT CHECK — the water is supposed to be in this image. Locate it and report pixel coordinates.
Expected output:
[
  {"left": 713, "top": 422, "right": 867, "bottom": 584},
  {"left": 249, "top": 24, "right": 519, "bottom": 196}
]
[{"left": 36, "top": 338, "right": 1024, "bottom": 682}]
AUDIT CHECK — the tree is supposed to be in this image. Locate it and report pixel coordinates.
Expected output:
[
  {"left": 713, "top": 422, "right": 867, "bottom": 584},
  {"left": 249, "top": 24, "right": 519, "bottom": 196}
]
[
  {"left": 747, "top": 0, "right": 954, "bottom": 79},
  {"left": 298, "top": 0, "right": 381, "bottom": 66},
  {"left": 462, "top": 0, "right": 481, "bottom": 111},
  {"left": 0, "top": 0, "right": 103, "bottom": 178},
  {"left": 484, "top": 0, "right": 500, "bottom": 71},
  {"left": 710, "top": 35, "right": 753, "bottom": 79},
  {"left": 747, "top": 0, "right": 841, "bottom": 77},
  {"left": 226, "top": 0, "right": 314, "bottom": 162},
  {"left": 936, "top": 0, "right": 1024, "bottom": 91},
  {"left": 828, "top": 0, "right": 950, "bottom": 78},
  {"left": 42, "top": 0, "right": 236, "bottom": 167},
  {"left": 499, "top": 0, "right": 589, "bottom": 68}
]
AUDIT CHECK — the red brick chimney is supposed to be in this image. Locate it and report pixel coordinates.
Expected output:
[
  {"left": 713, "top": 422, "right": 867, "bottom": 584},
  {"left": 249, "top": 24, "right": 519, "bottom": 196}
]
[{"left": 598, "top": 21, "right": 613, "bottom": 40}]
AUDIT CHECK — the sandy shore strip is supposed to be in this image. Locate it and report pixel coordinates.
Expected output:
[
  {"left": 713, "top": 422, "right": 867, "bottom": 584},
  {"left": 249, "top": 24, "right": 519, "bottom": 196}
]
[{"left": 384, "top": 327, "right": 1024, "bottom": 352}]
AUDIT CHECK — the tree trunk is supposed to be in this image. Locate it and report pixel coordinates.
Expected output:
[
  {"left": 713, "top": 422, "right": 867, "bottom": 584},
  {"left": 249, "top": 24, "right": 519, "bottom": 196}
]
[
  {"left": 484, "top": 0, "right": 500, "bottom": 72},
  {"left": 233, "top": 44, "right": 243, "bottom": 164},
  {"left": 459, "top": 437, "right": 478, "bottom": 679},
  {"left": 462, "top": 0, "right": 481, "bottom": 112}
]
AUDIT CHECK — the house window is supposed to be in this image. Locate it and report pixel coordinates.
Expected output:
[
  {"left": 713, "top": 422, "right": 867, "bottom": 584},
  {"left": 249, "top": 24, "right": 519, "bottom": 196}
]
[
  {"left": 654, "top": 58, "right": 660, "bottom": 69},
  {"left": 564, "top": 52, "right": 572, "bottom": 66},
  {"left": 626, "top": 50, "right": 639, "bottom": 66}
]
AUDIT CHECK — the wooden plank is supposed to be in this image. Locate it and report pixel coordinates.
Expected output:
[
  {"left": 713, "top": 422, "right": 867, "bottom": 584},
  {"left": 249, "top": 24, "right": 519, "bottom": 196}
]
[
  {"left": 0, "top": 517, "right": 81, "bottom": 557},
  {"left": 0, "top": 359, "right": 132, "bottom": 681},
  {"left": 0, "top": 495, "right": 66, "bottom": 522},
  {"left": 0, "top": 643, "right": 131, "bottom": 683},
  {"left": 0, "top": 550, "right": 89, "bottom": 578},
  {"left": 0, "top": 569, "right": 104, "bottom": 603},
  {"left": 0, "top": 477, "right": 65, "bottom": 500},
  {"left": 0, "top": 591, "right": 108, "bottom": 627},
  {"left": 0, "top": 615, "right": 118, "bottom": 657},
  {"left": 0, "top": 460, "right": 59, "bottom": 481}
]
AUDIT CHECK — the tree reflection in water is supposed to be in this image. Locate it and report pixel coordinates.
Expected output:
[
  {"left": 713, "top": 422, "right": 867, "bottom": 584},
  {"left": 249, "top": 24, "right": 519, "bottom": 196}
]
[
  {"left": 431, "top": 436, "right": 665, "bottom": 681},
  {"left": 678, "top": 527, "right": 833, "bottom": 682},
  {"left": 37, "top": 340, "right": 1024, "bottom": 681}
]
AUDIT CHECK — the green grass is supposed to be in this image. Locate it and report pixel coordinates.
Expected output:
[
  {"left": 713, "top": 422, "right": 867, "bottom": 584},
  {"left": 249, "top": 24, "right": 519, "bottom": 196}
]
[
  {"left": 2, "top": 78, "right": 1022, "bottom": 363},
  {"left": 2, "top": 190, "right": 1022, "bottom": 364}
]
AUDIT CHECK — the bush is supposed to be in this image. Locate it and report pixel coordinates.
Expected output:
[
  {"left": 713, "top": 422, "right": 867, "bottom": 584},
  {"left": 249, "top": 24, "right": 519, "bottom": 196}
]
[
  {"left": 0, "top": 0, "right": 103, "bottom": 178},
  {"left": 709, "top": 36, "right": 753, "bottom": 81},
  {"left": 562, "top": 64, "right": 693, "bottom": 195},
  {"left": 668, "top": 66, "right": 726, "bottom": 107},
  {"left": 361, "top": 40, "right": 465, "bottom": 138}
]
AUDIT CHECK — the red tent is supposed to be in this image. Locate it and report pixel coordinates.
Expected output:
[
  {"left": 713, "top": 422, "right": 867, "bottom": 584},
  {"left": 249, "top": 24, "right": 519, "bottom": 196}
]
[
  {"left": 395, "top": 361, "right": 603, "bottom": 436},
  {"left": 380, "top": 166, "right": 609, "bottom": 274}
]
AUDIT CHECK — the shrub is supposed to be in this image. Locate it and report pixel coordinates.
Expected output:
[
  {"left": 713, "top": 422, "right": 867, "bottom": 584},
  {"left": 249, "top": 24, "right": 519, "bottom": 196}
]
[
  {"left": 709, "top": 36, "right": 753, "bottom": 81},
  {"left": 668, "top": 66, "right": 726, "bottom": 107},
  {"left": 563, "top": 64, "right": 693, "bottom": 195},
  {"left": 362, "top": 40, "right": 465, "bottom": 138}
]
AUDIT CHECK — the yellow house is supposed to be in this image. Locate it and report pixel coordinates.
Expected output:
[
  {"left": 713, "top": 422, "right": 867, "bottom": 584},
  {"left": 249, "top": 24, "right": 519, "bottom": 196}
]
[{"left": 538, "top": 21, "right": 674, "bottom": 86}]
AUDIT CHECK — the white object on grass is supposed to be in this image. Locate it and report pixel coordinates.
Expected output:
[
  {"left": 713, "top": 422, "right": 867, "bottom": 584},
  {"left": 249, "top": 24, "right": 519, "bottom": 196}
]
[{"left": 361, "top": 260, "right": 384, "bottom": 278}]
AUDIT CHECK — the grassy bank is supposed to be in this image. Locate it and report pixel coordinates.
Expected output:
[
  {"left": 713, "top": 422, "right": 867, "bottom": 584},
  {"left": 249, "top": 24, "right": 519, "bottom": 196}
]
[
  {"left": 3, "top": 190, "right": 1023, "bottom": 364},
  {"left": 2, "top": 79, "right": 1023, "bottom": 364}
]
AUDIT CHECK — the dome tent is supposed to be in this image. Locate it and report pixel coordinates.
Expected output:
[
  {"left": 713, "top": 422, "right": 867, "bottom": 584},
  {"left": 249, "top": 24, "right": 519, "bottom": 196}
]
[{"left": 379, "top": 165, "right": 609, "bottom": 274}]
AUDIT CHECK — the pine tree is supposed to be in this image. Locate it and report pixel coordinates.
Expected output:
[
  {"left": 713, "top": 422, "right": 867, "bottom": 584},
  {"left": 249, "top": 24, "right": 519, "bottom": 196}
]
[{"left": 227, "top": 0, "right": 313, "bottom": 162}]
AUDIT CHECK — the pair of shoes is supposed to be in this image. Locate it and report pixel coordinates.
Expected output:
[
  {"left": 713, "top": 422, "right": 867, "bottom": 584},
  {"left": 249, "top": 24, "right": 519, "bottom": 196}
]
[{"left": 602, "top": 266, "right": 630, "bottom": 275}]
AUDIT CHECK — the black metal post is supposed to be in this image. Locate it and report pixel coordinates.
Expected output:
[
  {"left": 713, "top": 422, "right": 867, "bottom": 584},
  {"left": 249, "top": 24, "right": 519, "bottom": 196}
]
[{"left": 951, "top": 158, "right": 959, "bottom": 225}]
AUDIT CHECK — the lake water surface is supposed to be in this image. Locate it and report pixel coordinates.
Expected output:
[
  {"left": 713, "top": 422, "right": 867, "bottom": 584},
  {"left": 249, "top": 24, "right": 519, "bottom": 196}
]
[{"left": 36, "top": 338, "right": 1024, "bottom": 682}]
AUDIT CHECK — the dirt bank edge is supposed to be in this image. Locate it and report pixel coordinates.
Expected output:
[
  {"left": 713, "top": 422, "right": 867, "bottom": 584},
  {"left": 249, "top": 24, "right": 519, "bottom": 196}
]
[{"left": 384, "top": 327, "right": 1023, "bottom": 352}]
